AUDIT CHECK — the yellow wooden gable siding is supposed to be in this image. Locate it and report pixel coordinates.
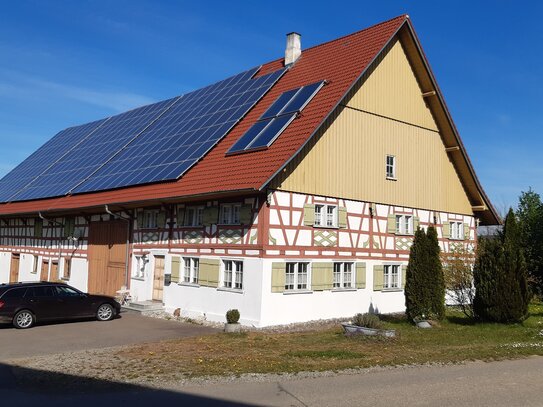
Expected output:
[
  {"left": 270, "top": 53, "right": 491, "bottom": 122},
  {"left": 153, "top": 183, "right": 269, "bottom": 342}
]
[{"left": 271, "top": 38, "right": 472, "bottom": 216}]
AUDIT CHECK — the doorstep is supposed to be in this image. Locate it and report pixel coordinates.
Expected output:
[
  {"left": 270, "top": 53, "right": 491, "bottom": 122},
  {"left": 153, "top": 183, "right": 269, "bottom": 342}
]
[{"left": 122, "top": 300, "right": 164, "bottom": 314}]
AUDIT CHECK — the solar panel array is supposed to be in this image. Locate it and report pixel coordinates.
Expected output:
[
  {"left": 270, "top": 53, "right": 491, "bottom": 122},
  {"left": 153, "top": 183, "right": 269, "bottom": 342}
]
[
  {"left": 227, "top": 81, "right": 324, "bottom": 153},
  {"left": 1, "top": 66, "right": 285, "bottom": 203}
]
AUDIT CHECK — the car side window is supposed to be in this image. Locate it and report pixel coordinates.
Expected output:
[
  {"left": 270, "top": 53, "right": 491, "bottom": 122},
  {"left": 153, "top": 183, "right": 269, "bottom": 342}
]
[
  {"left": 1, "top": 288, "right": 27, "bottom": 299},
  {"left": 55, "top": 286, "right": 79, "bottom": 297},
  {"left": 31, "top": 286, "right": 55, "bottom": 297}
]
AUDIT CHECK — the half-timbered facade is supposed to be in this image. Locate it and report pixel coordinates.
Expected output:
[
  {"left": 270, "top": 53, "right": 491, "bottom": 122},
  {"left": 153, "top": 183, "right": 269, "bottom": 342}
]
[{"left": 0, "top": 16, "right": 499, "bottom": 326}]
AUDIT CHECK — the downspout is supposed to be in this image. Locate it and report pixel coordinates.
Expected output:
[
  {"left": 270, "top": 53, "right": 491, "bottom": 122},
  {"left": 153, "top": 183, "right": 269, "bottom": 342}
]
[
  {"left": 105, "top": 205, "right": 132, "bottom": 288},
  {"left": 39, "top": 212, "right": 64, "bottom": 273}
]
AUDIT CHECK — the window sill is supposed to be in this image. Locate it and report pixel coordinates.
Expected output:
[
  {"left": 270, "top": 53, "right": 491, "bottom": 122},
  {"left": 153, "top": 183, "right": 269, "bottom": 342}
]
[
  {"left": 386, "top": 176, "right": 397, "bottom": 181},
  {"left": 60, "top": 277, "right": 70, "bottom": 281},
  {"left": 381, "top": 288, "right": 403, "bottom": 293},
  {"left": 331, "top": 288, "right": 357, "bottom": 292},
  {"left": 448, "top": 238, "right": 465, "bottom": 241},
  {"left": 283, "top": 290, "right": 313, "bottom": 295},
  {"left": 178, "top": 282, "right": 200, "bottom": 288},
  {"left": 217, "top": 287, "right": 244, "bottom": 294},
  {"left": 313, "top": 225, "right": 339, "bottom": 229},
  {"left": 394, "top": 232, "right": 414, "bottom": 237},
  {"left": 216, "top": 223, "right": 242, "bottom": 227},
  {"left": 131, "top": 276, "right": 145, "bottom": 281},
  {"left": 178, "top": 225, "right": 204, "bottom": 229}
]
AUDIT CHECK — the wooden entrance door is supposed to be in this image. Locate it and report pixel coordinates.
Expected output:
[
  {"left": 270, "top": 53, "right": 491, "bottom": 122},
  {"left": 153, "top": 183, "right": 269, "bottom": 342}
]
[
  {"left": 50, "top": 261, "right": 59, "bottom": 281},
  {"left": 152, "top": 256, "right": 165, "bottom": 302},
  {"left": 9, "top": 254, "right": 20, "bottom": 283},
  {"left": 88, "top": 220, "right": 128, "bottom": 296},
  {"left": 40, "top": 260, "right": 49, "bottom": 281}
]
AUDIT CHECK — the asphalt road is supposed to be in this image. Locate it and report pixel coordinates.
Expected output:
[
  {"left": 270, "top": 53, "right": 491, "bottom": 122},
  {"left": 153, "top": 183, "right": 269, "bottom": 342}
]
[
  {"left": 1, "top": 356, "right": 543, "bottom": 406},
  {"left": 0, "top": 311, "right": 216, "bottom": 360}
]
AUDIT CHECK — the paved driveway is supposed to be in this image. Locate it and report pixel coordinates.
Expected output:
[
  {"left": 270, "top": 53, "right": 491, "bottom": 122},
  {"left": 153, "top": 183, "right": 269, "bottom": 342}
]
[{"left": 0, "top": 311, "right": 217, "bottom": 361}]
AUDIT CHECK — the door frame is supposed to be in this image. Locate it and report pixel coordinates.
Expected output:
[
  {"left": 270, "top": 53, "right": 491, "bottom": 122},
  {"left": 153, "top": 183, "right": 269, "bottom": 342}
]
[
  {"left": 10, "top": 253, "right": 20, "bottom": 283},
  {"left": 152, "top": 255, "right": 166, "bottom": 302}
]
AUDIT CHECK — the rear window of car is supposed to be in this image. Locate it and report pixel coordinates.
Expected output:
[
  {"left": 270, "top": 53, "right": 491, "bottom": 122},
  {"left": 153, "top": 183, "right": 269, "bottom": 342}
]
[
  {"left": 27, "top": 286, "right": 56, "bottom": 298},
  {"left": 1, "top": 287, "right": 27, "bottom": 299}
]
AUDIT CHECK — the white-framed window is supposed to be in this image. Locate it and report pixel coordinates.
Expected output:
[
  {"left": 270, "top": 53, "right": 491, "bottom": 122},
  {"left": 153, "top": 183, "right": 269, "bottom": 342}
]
[
  {"left": 223, "top": 260, "right": 243, "bottom": 289},
  {"left": 133, "top": 255, "right": 147, "bottom": 279},
  {"left": 143, "top": 210, "right": 159, "bottom": 229},
  {"left": 63, "top": 258, "right": 71, "bottom": 280},
  {"left": 183, "top": 257, "right": 199, "bottom": 283},
  {"left": 285, "top": 262, "right": 309, "bottom": 291},
  {"left": 384, "top": 264, "right": 401, "bottom": 289},
  {"left": 450, "top": 221, "right": 464, "bottom": 240},
  {"left": 219, "top": 203, "right": 241, "bottom": 225},
  {"left": 31, "top": 255, "right": 38, "bottom": 274},
  {"left": 386, "top": 155, "right": 396, "bottom": 179},
  {"left": 314, "top": 204, "right": 337, "bottom": 227},
  {"left": 184, "top": 206, "right": 204, "bottom": 227},
  {"left": 395, "top": 214, "right": 413, "bottom": 235},
  {"left": 333, "top": 262, "right": 354, "bottom": 288}
]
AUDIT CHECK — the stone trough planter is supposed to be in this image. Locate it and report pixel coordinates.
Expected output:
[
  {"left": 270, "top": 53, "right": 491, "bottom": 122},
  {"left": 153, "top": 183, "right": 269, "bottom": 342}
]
[
  {"left": 224, "top": 323, "right": 242, "bottom": 333},
  {"left": 341, "top": 323, "right": 396, "bottom": 338}
]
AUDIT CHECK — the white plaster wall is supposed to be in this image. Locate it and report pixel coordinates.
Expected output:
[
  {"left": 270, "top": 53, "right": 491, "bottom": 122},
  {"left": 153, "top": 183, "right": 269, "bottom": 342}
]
[
  {"left": 18, "top": 254, "right": 40, "bottom": 282},
  {"left": 0, "top": 251, "right": 12, "bottom": 283},
  {"left": 259, "top": 259, "right": 407, "bottom": 326},
  {"left": 162, "top": 257, "right": 264, "bottom": 326},
  {"left": 65, "top": 258, "right": 89, "bottom": 292}
]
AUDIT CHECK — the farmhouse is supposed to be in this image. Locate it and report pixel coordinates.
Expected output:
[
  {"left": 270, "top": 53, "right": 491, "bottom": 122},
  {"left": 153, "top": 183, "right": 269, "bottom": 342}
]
[{"left": 0, "top": 15, "right": 498, "bottom": 326}]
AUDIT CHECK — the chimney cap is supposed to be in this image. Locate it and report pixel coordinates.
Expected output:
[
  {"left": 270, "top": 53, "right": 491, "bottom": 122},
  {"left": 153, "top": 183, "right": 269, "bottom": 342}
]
[{"left": 286, "top": 32, "right": 301, "bottom": 37}]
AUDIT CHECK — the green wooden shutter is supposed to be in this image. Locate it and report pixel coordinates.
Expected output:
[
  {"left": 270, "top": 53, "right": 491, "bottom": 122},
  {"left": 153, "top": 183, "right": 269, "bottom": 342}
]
[
  {"left": 442, "top": 222, "right": 451, "bottom": 239},
  {"left": 199, "top": 258, "right": 220, "bottom": 287},
  {"left": 413, "top": 216, "right": 420, "bottom": 231},
  {"left": 271, "top": 262, "right": 286, "bottom": 292},
  {"left": 303, "top": 204, "right": 315, "bottom": 226},
  {"left": 157, "top": 212, "right": 166, "bottom": 229},
  {"left": 34, "top": 219, "right": 43, "bottom": 238},
  {"left": 373, "top": 265, "right": 384, "bottom": 291},
  {"left": 463, "top": 223, "right": 470, "bottom": 240},
  {"left": 402, "top": 266, "right": 407, "bottom": 289},
  {"left": 137, "top": 212, "right": 144, "bottom": 229},
  {"left": 311, "top": 262, "right": 333, "bottom": 291},
  {"left": 177, "top": 207, "right": 185, "bottom": 226},
  {"left": 338, "top": 207, "right": 347, "bottom": 228},
  {"left": 203, "top": 206, "right": 218, "bottom": 226},
  {"left": 63, "top": 217, "right": 75, "bottom": 237},
  {"left": 355, "top": 262, "right": 366, "bottom": 289},
  {"left": 171, "top": 256, "right": 180, "bottom": 283},
  {"left": 240, "top": 204, "right": 253, "bottom": 225},
  {"left": 387, "top": 215, "right": 396, "bottom": 234}
]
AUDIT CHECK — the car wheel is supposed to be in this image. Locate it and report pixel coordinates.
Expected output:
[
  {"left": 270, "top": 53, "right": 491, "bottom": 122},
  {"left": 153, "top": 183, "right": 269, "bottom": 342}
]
[
  {"left": 96, "top": 303, "right": 115, "bottom": 321},
  {"left": 13, "top": 310, "right": 35, "bottom": 329}
]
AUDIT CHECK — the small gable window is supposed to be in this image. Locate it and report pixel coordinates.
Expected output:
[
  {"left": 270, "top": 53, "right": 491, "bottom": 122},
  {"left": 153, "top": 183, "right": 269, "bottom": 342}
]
[{"left": 386, "top": 155, "right": 396, "bottom": 179}]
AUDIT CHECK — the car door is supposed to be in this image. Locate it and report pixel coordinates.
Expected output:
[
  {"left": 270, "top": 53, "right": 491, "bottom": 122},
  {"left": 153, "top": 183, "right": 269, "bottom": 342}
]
[
  {"left": 27, "top": 285, "right": 58, "bottom": 320},
  {"left": 54, "top": 286, "right": 90, "bottom": 318}
]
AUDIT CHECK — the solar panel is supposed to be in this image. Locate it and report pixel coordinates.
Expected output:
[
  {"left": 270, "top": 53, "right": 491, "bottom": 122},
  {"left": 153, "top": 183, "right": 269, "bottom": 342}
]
[
  {"left": 72, "top": 68, "right": 285, "bottom": 193},
  {"left": 0, "top": 119, "right": 107, "bottom": 202},
  {"left": 11, "top": 98, "right": 177, "bottom": 202},
  {"left": 227, "top": 81, "right": 325, "bottom": 154}
]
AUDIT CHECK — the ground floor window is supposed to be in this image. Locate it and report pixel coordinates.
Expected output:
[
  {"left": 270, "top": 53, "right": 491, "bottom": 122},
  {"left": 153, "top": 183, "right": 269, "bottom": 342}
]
[
  {"left": 183, "top": 257, "right": 199, "bottom": 284},
  {"left": 223, "top": 260, "right": 243, "bottom": 289},
  {"left": 285, "top": 262, "right": 309, "bottom": 291},
  {"left": 384, "top": 264, "right": 401, "bottom": 289},
  {"left": 63, "top": 258, "right": 71, "bottom": 280},
  {"left": 133, "top": 255, "right": 147, "bottom": 279},
  {"left": 333, "top": 262, "right": 354, "bottom": 288}
]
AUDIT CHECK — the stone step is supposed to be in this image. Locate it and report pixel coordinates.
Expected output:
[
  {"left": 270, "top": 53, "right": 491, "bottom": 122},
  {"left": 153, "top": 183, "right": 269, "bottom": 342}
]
[{"left": 122, "top": 300, "right": 164, "bottom": 313}]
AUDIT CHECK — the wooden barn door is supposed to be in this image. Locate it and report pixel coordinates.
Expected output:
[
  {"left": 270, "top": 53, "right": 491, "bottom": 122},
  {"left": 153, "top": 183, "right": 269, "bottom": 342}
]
[
  {"left": 50, "top": 261, "right": 59, "bottom": 281},
  {"left": 40, "top": 260, "right": 49, "bottom": 281},
  {"left": 152, "top": 256, "right": 165, "bottom": 302},
  {"left": 88, "top": 220, "right": 128, "bottom": 296},
  {"left": 9, "top": 254, "right": 20, "bottom": 283}
]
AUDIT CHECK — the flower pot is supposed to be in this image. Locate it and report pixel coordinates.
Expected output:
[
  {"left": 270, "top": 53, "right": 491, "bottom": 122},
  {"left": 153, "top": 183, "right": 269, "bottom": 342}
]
[{"left": 224, "top": 323, "right": 241, "bottom": 333}]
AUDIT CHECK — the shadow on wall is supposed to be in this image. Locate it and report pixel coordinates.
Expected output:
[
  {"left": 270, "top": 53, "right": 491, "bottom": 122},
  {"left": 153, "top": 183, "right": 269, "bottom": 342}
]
[
  {"left": 0, "top": 362, "right": 254, "bottom": 407},
  {"left": 368, "top": 301, "right": 380, "bottom": 315}
]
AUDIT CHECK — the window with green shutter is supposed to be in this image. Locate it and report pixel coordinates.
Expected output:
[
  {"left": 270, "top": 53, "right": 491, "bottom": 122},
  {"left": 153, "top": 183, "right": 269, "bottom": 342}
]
[
  {"left": 312, "top": 262, "right": 334, "bottom": 290},
  {"left": 355, "top": 262, "right": 366, "bottom": 289},
  {"left": 198, "top": 258, "right": 220, "bottom": 287},
  {"left": 373, "top": 265, "right": 384, "bottom": 291},
  {"left": 271, "top": 262, "right": 286, "bottom": 292},
  {"left": 34, "top": 218, "right": 43, "bottom": 238},
  {"left": 171, "top": 256, "right": 181, "bottom": 283}
]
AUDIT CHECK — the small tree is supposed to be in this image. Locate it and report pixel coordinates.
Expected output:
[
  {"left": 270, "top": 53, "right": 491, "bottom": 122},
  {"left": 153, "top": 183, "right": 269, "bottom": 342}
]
[
  {"left": 474, "top": 209, "right": 530, "bottom": 322},
  {"left": 443, "top": 246, "right": 475, "bottom": 318},
  {"left": 405, "top": 228, "right": 429, "bottom": 320},
  {"left": 427, "top": 226, "right": 446, "bottom": 320}
]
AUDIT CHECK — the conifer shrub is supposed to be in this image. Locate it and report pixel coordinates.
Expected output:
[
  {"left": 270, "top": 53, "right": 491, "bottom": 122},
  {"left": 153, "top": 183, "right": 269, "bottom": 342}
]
[
  {"left": 427, "top": 226, "right": 446, "bottom": 320},
  {"left": 226, "top": 309, "right": 240, "bottom": 324},
  {"left": 352, "top": 313, "right": 383, "bottom": 329}
]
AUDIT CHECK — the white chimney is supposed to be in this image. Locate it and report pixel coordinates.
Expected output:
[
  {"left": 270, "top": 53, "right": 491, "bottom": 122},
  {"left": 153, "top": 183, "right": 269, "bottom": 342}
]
[{"left": 285, "top": 32, "right": 301, "bottom": 66}]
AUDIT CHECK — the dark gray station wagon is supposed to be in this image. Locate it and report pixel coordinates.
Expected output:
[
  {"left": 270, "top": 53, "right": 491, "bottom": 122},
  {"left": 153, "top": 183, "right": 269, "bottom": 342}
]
[{"left": 0, "top": 282, "right": 121, "bottom": 328}]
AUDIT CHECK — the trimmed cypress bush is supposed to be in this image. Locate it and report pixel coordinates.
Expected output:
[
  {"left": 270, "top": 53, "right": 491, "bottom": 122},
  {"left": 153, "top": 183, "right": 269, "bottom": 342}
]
[
  {"left": 474, "top": 209, "right": 530, "bottom": 322},
  {"left": 427, "top": 226, "right": 446, "bottom": 320}
]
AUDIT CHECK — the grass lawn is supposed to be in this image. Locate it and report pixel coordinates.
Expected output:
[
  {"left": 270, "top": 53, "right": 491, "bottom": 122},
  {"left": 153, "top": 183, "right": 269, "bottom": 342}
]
[{"left": 110, "top": 302, "right": 543, "bottom": 381}]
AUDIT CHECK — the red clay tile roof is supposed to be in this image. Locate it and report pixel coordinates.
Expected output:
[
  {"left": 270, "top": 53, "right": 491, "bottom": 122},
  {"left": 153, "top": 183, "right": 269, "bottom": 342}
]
[{"left": 0, "top": 15, "right": 408, "bottom": 215}]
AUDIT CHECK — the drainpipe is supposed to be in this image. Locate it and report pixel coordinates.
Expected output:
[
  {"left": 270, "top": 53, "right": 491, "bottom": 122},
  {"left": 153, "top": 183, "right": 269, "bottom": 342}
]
[
  {"left": 39, "top": 212, "right": 64, "bottom": 272},
  {"left": 104, "top": 205, "right": 132, "bottom": 288}
]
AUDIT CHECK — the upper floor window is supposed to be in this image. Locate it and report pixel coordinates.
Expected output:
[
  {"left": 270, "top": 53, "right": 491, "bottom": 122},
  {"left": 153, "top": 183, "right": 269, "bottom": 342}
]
[
  {"left": 384, "top": 264, "right": 401, "bottom": 289},
  {"left": 143, "top": 210, "right": 159, "bottom": 229},
  {"left": 184, "top": 206, "right": 204, "bottom": 227},
  {"left": 223, "top": 260, "right": 243, "bottom": 289},
  {"left": 386, "top": 155, "right": 396, "bottom": 179},
  {"left": 183, "top": 257, "right": 199, "bottom": 284},
  {"left": 314, "top": 204, "right": 337, "bottom": 228},
  {"left": 219, "top": 203, "right": 241, "bottom": 225},
  {"left": 333, "top": 262, "right": 354, "bottom": 289},
  {"left": 395, "top": 214, "right": 413, "bottom": 235},
  {"left": 450, "top": 221, "right": 464, "bottom": 240},
  {"left": 285, "top": 262, "right": 309, "bottom": 291}
]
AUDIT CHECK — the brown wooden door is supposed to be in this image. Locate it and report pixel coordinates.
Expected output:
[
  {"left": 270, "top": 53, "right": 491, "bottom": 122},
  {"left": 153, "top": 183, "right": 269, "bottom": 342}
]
[
  {"left": 9, "top": 254, "right": 20, "bottom": 283},
  {"left": 40, "top": 260, "right": 49, "bottom": 281},
  {"left": 152, "top": 256, "right": 165, "bottom": 302},
  {"left": 88, "top": 221, "right": 128, "bottom": 296},
  {"left": 50, "top": 261, "right": 59, "bottom": 281}
]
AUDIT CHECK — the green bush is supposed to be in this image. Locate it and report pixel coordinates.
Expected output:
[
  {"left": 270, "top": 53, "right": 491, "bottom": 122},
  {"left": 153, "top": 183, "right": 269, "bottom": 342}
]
[
  {"left": 352, "top": 313, "right": 383, "bottom": 329},
  {"left": 226, "top": 309, "right": 240, "bottom": 324}
]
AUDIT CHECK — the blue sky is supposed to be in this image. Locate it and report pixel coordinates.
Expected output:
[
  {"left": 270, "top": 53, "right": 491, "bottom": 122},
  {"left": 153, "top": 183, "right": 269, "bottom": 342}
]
[{"left": 0, "top": 1, "right": 541, "bottom": 212}]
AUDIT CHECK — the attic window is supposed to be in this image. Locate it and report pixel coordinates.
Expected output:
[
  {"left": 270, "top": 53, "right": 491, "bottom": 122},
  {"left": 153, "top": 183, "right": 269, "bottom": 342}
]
[{"left": 227, "top": 81, "right": 325, "bottom": 154}]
